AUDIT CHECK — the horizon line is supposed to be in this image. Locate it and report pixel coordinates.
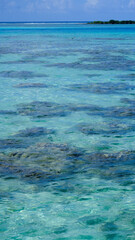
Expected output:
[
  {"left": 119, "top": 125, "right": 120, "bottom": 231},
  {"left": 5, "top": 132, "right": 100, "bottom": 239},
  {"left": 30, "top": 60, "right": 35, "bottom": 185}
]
[{"left": 0, "top": 20, "right": 135, "bottom": 23}]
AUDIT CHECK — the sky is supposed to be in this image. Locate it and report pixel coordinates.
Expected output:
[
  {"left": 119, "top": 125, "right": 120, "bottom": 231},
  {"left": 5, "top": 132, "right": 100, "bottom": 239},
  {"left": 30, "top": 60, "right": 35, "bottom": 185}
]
[{"left": 0, "top": 0, "right": 135, "bottom": 22}]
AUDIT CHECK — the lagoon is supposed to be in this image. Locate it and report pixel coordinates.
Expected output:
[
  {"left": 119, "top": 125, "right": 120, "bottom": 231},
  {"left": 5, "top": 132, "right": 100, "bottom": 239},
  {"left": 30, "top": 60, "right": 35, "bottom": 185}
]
[{"left": 0, "top": 23, "right": 135, "bottom": 239}]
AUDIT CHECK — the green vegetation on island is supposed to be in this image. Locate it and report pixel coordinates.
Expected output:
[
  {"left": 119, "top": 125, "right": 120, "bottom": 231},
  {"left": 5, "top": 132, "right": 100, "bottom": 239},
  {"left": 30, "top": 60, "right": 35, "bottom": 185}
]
[{"left": 87, "top": 20, "right": 135, "bottom": 24}]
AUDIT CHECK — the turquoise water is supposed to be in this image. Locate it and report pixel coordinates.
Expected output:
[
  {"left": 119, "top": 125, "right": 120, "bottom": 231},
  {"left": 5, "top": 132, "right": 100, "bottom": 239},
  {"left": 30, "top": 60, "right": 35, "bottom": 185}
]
[{"left": 0, "top": 23, "right": 135, "bottom": 239}]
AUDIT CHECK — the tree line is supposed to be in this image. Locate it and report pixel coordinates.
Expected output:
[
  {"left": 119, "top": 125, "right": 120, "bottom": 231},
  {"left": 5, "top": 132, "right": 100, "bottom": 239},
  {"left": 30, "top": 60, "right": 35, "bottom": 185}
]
[{"left": 87, "top": 20, "right": 135, "bottom": 24}]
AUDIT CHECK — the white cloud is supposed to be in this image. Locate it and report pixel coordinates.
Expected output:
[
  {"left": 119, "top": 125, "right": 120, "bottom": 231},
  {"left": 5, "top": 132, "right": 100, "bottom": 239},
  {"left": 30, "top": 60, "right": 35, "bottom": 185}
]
[
  {"left": 24, "top": 0, "right": 72, "bottom": 12},
  {"left": 25, "top": 2, "right": 35, "bottom": 12},
  {"left": 7, "top": 1, "right": 16, "bottom": 7},
  {"left": 52, "top": 0, "right": 66, "bottom": 10},
  {"left": 129, "top": 0, "right": 135, "bottom": 7},
  {"left": 85, "top": 0, "right": 98, "bottom": 8},
  {"left": 1, "top": 0, "right": 73, "bottom": 13}
]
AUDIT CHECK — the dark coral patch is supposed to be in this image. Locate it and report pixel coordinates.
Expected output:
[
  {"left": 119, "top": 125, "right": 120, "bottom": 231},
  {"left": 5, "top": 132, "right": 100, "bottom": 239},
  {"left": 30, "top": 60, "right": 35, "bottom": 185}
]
[
  {"left": 0, "top": 139, "right": 28, "bottom": 149},
  {"left": 117, "top": 73, "right": 135, "bottom": 81},
  {"left": 0, "top": 46, "right": 16, "bottom": 55},
  {"left": 0, "top": 110, "right": 17, "bottom": 115},
  {"left": 78, "top": 215, "right": 104, "bottom": 226},
  {"left": 17, "top": 101, "right": 70, "bottom": 118},
  {"left": 0, "top": 142, "right": 84, "bottom": 182},
  {"left": 83, "top": 151, "right": 135, "bottom": 182},
  {"left": 65, "top": 82, "right": 135, "bottom": 94},
  {"left": 87, "top": 105, "right": 135, "bottom": 118},
  {"left": 101, "top": 222, "right": 118, "bottom": 240},
  {"left": 46, "top": 58, "right": 135, "bottom": 71},
  {"left": 85, "top": 73, "right": 101, "bottom": 78},
  {"left": 69, "top": 104, "right": 102, "bottom": 112},
  {"left": 17, "top": 101, "right": 105, "bottom": 119},
  {"left": 0, "top": 141, "right": 135, "bottom": 186},
  {"left": 14, "top": 83, "right": 48, "bottom": 88},
  {"left": 77, "top": 122, "right": 135, "bottom": 136},
  {"left": 14, "top": 127, "right": 55, "bottom": 137},
  {"left": 121, "top": 98, "right": 135, "bottom": 105},
  {"left": 0, "top": 71, "right": 47, "bottom": 79}
]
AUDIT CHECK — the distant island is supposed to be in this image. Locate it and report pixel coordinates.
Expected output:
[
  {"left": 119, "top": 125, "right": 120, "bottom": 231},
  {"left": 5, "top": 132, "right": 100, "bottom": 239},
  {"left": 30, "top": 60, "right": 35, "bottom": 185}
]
[{"left": 87, "top": 20, "right": 135, "bottom": 24}]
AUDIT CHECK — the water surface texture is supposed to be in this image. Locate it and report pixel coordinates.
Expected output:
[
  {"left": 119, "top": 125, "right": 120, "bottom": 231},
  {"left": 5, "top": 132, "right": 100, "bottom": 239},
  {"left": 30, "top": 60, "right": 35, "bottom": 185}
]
[{"left": 0, "top": 23, "right": 135, "bottom": 240}]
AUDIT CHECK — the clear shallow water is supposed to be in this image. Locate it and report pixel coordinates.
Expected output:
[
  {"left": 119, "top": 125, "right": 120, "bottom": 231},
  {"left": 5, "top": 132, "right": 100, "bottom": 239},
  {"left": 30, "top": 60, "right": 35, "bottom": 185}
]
[{"left": 0, "top": 23, "right": 135, "bottom": 239}]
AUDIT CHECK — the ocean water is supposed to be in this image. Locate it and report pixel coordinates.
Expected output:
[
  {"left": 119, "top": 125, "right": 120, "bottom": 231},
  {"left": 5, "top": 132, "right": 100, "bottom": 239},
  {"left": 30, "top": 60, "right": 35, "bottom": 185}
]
[{"left": 0, "top": 23, "right": 135, "bottom": 239}]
